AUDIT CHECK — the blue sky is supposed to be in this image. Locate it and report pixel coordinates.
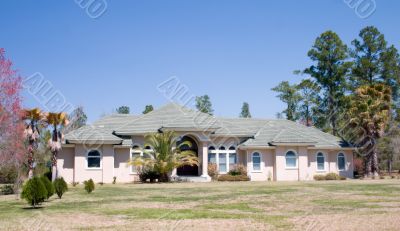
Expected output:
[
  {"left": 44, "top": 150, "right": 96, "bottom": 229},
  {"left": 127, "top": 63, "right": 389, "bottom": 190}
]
[{"left": 1, "top": 0, "right": 399, "bottom": 122}]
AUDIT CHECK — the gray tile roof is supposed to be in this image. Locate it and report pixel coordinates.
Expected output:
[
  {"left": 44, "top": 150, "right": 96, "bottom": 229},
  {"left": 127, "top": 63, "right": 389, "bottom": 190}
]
[
  {"left": 64, "top": 103, "right": 347, "bottom": 148},
  {"left": 114, "top": 103, "right": 220, "bottom": 135}
]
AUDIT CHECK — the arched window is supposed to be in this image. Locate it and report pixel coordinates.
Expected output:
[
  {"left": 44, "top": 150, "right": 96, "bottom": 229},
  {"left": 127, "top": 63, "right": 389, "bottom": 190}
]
[
  {"left": 219, "top": 146, "right": 227, "bottom": 172},
  {"left": 252, "top": 152, "right": 261, "bottom": 171},
  {"left": 316, "top": 152, "right": 325, "bottom": 171},
  {"left": 131, "top": 146, "right": 142, "bottom": 173},
  {"left": 208, "top": 146, "right": 217, "bottom": 164},
  {"left": 87, "top": 150, "right": 101, "bottom": 168},
  {"left": 228, "top": 146, "right": 237, "bottom": 170},
  {"left": 338, "top": 153, "right": 346, "bottom": 171},
  {"left": 285, "top": 151, "right": 297, "bottom": 168}
]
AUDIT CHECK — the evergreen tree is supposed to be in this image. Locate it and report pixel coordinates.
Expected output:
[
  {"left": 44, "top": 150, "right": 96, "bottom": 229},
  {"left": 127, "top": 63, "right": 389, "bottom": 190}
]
[
  {"left": 272, "top": 81, "right": 301, "bottom": 121},
  {"left": 195, "top": 95, "right": 214, "bottom": 115},
  {"left": 143, "top": 105, "right": 154, "bottom": 114},
  {"left": 296, "top": 79, "right": 321, "bottom": 127},
  {"left": 65, "top": 106, "right": 87, "bottom": 133},
  {"left": 240, "top": 102, "right": 252, "bottom": 118},
  {"left": 116, "top": 106, "right": 130, "bottom": 114},
  {"left": 303, "top": 31, "right": 352, "bottom": 135}
]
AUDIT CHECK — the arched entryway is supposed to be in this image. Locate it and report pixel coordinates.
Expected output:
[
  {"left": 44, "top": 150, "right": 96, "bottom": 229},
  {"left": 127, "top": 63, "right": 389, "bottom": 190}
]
[{"left": 177, "top": 136, "right": 199, "bottom": 176}]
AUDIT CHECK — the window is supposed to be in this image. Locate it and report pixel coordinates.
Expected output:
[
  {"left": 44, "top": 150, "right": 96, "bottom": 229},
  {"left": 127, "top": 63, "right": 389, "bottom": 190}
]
[
  {"left": 252, "top": 152, "right": 261, "bottom": 171},
  {"left": 208, "top": 146, "right": 237, "bottom": 173},
  {"left": 87, "top": 150, "right": 101, "bottom": 168},
  {"left": 131, "top": 146, "right": 142, "bottom": 173},
  {"left": 317, "top": 152, "right": 325, "bottom": 171},
  {"left": 208, "top": 146, "right": 217, "bottom": 164},
  {"left": 229, "top": 146, "right": 237, "bottom": 170},
  {"left": 219, "top": 153, "right": 227, "bottom": 172},
  {"left": 285, "top": 151, "right": 297, "bottom": 168},
  {"left": 338, "top": 153, "right": 346, "bottom": 171}
]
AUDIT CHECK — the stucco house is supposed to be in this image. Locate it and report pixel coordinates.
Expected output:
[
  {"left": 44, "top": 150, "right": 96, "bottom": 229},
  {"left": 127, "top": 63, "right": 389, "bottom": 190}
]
[{"left": 59, "top": 103, "right": 354, "bottom": 183}]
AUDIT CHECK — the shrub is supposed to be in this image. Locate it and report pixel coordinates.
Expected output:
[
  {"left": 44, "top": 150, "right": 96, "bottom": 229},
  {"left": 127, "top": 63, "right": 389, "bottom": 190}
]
[
  {"left": 53, "top": 177, "right": 68, "bottom": 199},
  {"left": 84, "top": 179, "right": 95, "bottom": 193},
  {"left": 21, "top": 177, "right": 48, "bottom": 207},
  {"left": 218, "top": 175, "right": 250, "bottom": 182},
  {"left": 340, "top": 176, "right": 347, "bottom": 180},
  {"left": 380, "top": 176, "right": 385, "bottom": 180},
  {"left": 228, "top": 164, "right": 247, "bottom": 176},
  {"left": 207, "top": 163, "right": 218, "bottom": 181},
  {"left": 40, "top": 176, "right": 54, "bottom": 199},
  {"left": 391, "top": 175, "right": 396, "bottom": 179},
  {"left": 98, "top": 182, "right": 104, "bottom": 186},
  {"left": 314, "top": 175, "right": 326, "bottom": 181},
  {"left": 325, "top": 173, "right": 340, "bottom": 180},
  {"left": 0, "top": 165, "right": 18, "bottom": 184},
  {"left": 112, "top": 177, "right": 117, "bottom": 184},
  {"left": 138, "top": 169, "right": 159, "bottom": 183},
  {"left": 72, "top": 181, "right": 79, "bottom": 187},
  {"left": 0, "top": 185, "right": 14, "bottom": 195}
]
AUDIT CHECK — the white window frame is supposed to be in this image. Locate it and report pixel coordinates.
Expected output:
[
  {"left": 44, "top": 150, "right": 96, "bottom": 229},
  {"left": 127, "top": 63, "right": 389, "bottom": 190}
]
[
  {"left": 285, "top": 150, "right": 298, "bottom": 169},
  {"left": 316, "top": 152, "right": 326, "bottom": 172},
  {"left": 208, "top": 146, "right": 237, "bottom": 174},
  {"left": 130, "top": 146, "right": 143, "bottom": 174},
  {"left": 337, "top": 153, "right": 346, "bottom": 171},
  {"left": 86, "top": 149, "right": 102, "bottom": 170},
  {"left": 251, "top": 152, "right": 262, "bottom": 172},
  {"left": 228, "top": 147, "right": 237, "bottom": 171}
]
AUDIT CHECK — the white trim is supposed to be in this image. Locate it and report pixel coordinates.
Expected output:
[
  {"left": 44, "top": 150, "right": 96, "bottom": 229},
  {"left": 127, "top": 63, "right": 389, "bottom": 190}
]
[
  {"left": 86, "top": 149, "right": 102, "bottom": 170},
  {"left": 337, "top": 152, "right": 346, "bottom": 171},
  {"left": 315, "top": 151, "right": 327, "bottom": 172},
  {"left": 208, "top": 146, "right": 237, "bottom": 174},
  {"left": 251, "top": 151, "right": 262, "bottom": 173},
  {"left": 285, "top": 149, "right": 298, "bottom": 169},
  {"left": 130, "top": 145, "right": 144, "bottom": 174}
]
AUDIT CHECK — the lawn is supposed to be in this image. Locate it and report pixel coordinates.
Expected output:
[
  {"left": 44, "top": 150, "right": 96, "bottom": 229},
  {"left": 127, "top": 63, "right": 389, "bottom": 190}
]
[{"left": 1, "top": 180, "right": 400, "bottom": 230}]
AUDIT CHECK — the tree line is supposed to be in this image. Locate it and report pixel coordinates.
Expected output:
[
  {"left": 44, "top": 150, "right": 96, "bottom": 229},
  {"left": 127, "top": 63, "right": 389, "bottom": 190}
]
[{"left": 272, "top": 26, "right": 400, "bottom": 177}]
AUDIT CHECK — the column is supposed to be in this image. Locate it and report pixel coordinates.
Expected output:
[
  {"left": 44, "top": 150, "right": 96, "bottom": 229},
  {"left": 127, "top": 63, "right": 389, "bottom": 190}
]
[{"left": 201, "top": 143, "right": 211, "bottom": 181}]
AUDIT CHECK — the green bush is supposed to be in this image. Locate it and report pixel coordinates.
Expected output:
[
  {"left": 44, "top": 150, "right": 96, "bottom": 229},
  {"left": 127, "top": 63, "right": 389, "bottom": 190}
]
[
  {"left": 53, "top": 177, "right": 68, "bottom": 199},
  {"left": 218, "top": 175, "right": 250, "bottom": 182},
  {"left": 0, "top": 185, "right": 14, "bottom": 195},
  {"left": 228, "top": 164, "right": 247, "bottom": 176},
  {"left": 325, "top": 173, "right": 340, "bottom": 180},
  {"left": 21, "top": 177, "right": 48, "bottom": 207},
  {"left": 0, "top": 165, "right": 18, "bottom": 184},
  {"left": 138, "top": 169, "right": 160, "bottom": 183},
  {"left": 40, "top": 176, "right": 54, "bottom": 199},
  {"left": 340, "top": 176, "right": 347, "bottom": 180},
  {"left": 84, "top": 179, "right": 95, "bottom": 193},
  {"left": 313, "top": 175, "right": 326, "bottom": 181}
]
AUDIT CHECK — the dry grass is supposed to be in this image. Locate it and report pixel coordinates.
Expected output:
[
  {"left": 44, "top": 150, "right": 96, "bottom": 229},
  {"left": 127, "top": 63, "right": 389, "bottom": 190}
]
[{"left": 1, "top": 180, "right": 400, "bottom": 230}]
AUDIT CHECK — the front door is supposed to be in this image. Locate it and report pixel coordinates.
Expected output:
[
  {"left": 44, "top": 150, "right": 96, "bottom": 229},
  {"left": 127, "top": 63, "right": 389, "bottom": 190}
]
[{"left": 177, "top": 136, "right": 199, "bottom": 176}]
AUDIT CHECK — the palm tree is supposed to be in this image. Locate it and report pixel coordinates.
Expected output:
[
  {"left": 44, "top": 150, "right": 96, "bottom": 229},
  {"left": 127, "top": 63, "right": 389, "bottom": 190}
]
[
  {"left": 45, "top": 112, "right": 69, "bottom": 181},
  {"left": 349, "top": 84, "right": 392, "bottom": 177},
  {"left": 22, "top": 108, "right": 43, "bottom": 179},
  {"left": 128, "top": 131, "right": 199, "bottom": 182}
]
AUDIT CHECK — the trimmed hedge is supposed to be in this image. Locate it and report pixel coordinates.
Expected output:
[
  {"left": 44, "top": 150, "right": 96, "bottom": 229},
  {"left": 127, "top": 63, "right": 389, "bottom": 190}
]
[
  {"left": 218, "top": 175, "right": 250, "bottom": 182},
  {"left": 314, "top": 173, "right": 346, "bottom": 181},
  {"left": 40, "top": 176, "right": 54, "bottom": 199},
  {"left": 84, "top": 179, "right": 95, "bottom": 193},
  {"left": 21, "top": 177, "right": 48, "bottom": 207},
  {"left": 53, "top": 177, "right": 68, "bottom": 199}
]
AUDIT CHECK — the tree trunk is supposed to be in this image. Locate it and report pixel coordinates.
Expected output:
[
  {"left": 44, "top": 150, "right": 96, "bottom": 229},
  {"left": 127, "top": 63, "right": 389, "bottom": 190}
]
[
  {"left": 328, "top": 92, "right": 337, "bottom": 136},
  {"left": 371, "top": 150, "right": 379, "bottom": 177},
  {"left": 388, "top": 159, "right": 392, "bottom": 176},
  {"left": 365, "top": 154, "right": 372, "bottom": 177},
  {"left": 51, "top": 151, "right": 58, "bottom": 182}
]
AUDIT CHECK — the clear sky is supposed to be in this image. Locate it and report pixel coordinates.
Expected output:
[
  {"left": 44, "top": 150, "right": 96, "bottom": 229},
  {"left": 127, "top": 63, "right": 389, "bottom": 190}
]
[{"left": 1, "top": 0, "right": 399, "bottom": 122}]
